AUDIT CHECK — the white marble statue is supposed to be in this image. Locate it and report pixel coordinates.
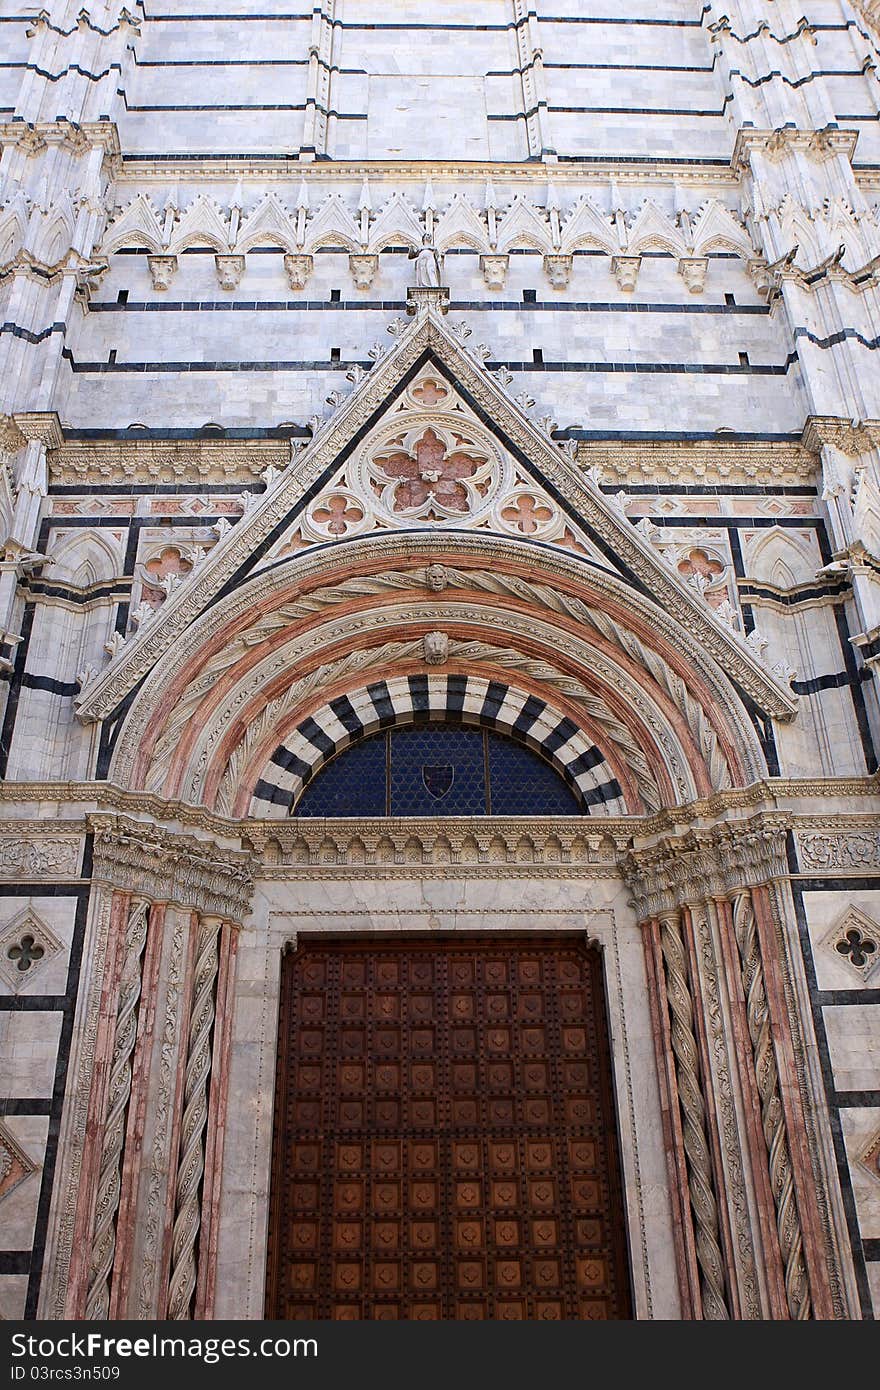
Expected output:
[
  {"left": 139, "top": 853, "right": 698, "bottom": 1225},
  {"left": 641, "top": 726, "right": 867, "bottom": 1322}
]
[{"left": 409, "top": 234, "right": 443, "bottom": 287}]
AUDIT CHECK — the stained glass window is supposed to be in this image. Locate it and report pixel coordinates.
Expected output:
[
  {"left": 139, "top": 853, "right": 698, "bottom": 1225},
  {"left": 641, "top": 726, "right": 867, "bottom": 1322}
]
[{"left": 294, "top": 722, "right": 581, "bottom": 816}]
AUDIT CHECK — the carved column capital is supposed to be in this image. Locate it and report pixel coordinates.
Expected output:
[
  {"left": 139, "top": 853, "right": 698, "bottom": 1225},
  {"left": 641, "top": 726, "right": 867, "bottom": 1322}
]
[
  {"left": 620, "top": 820, "right": 789, "bottom": 922},
  {"left": 87, "top": 814, "right": 254, "bottom": 924}
]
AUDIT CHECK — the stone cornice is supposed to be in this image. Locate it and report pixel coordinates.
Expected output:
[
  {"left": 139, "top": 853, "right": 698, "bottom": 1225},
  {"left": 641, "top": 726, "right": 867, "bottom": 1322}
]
[
  {"left": 47, "top": 436, "right": 816, "bottom": 489},
  {"left": 0, "top": 777, "right": 876, "bottom": 854},
  {"left": 50, "top": 437, "right": 294, "bottom": 484},
  {"left": 87, "top": 812, "right": 254, "bottom": 923},
  {"left": 112, "top": 157, "right": 741, "bottom": 188},
  {"left": 732, "top": 127, "right": 859, "bottom": 172},
  {"left": 802, "top": 416, "right": 880, "bottom": 457},
  {"left": 575, "top": 439, "right": 815, "bottom": 488},
  {"left": 1, "top": 795, "right": 876, "bottom": 883}
]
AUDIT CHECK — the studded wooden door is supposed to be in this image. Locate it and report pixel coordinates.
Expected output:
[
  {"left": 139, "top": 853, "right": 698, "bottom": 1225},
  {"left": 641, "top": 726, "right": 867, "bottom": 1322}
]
[{"left": 266, "top": 938, "right": 632, "bottom": 1320}]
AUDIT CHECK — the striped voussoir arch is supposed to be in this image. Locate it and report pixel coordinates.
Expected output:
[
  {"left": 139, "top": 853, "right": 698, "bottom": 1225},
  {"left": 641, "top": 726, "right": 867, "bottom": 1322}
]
[{"left": 248, "top": 673, "right": 626, "bottom": 817}]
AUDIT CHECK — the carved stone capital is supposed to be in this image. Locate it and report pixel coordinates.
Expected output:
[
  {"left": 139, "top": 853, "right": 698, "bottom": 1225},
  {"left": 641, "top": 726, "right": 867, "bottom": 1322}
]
[
  {"left": 406, "top": 285, "right": 450, "bottom": 316},
  {"left": 87, "top": 814, "right": 254, "bottom": 923},
  {"left": 802, "top": 416, "right": 880, "bottom": 458},
  {"left": 13, "top": 413, "right": 63, "bottom": 450},
  {"left": 621, "top": 821, "right": 789, "bottom": 921},
  {"left": 732, "top": 127, "right": 858, "bottom": 171}
]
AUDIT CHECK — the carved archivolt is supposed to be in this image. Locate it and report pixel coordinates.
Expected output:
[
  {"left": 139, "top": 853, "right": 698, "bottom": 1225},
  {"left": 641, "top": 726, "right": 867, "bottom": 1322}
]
[
  {"left": 133, "top": 587, "right": 753, "bottom": 821},
  {"left": 108, "top": 539, "right": 766, "bottom": 824}
]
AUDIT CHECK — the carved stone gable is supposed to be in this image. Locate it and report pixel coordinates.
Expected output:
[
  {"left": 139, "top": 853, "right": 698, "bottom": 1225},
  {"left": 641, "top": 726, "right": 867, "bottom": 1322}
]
[
  {"left": 258, "top": 364, "right": 608, "bottom": 565},
  {"left": 74, "top": 306, "right": 797, "bottom": 725}
]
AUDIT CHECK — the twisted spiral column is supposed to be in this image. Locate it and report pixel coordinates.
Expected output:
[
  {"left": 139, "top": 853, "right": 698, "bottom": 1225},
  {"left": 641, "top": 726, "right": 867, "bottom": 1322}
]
[
  {"left": 167, "top": 915, "right": 222, "bottom": 1321},
  {"left": 659, "top": 912, "right": 730, "bottom": 1320},
  {"left": 732, "top": 891, "right": 812, "bottom": 1320},
  {"left": 85, "top": 895, "right": 151, "bottom": 1320}
]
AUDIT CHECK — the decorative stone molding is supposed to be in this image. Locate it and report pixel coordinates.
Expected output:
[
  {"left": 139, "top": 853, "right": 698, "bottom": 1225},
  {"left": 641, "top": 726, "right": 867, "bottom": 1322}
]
[
  {"left": 100, "top": 184, "right": 754, "bottom": 266},
  {"left": 244, "top": 817, "right": 622, "bottom": 876},
  {"left": 479, "top": 253, "right": 509, "bottom": 289},
  {"left": 283, "top": 253, "right": 312, "bottom": 290},
  {"left": 0, "top": 832, "right": 81, "bottom": 879},
  {"left": 50, "top": 438, "right": 294, "bottom": 486},
  {"left": 349, "top": 253, "right": 378, "bottom": 289},
  {"left": 146, "top": 255, "right": 177, "bottom": 292},
  {"left": 795, "top": 829, "right": 880, "bottom": 872},
  {"left": 858, "top": 1128, "right": 880, "bottom": 1188},
  {"left": 612, "top": 255, "right": 642, "bottom": 292},
  {"left": 88, "top": 814, "right": 254, "bottom": 924},
  {"left": 0, "top": 906, "right": 63, "bottom": 993},
  {"left": 543, "top": 253, "right": 572, "bottom": 288},
  {"left": 622, "top": 823, "right": 789, "bottom": 921},
  {"left": 214, "top": 254, "right": 245, "bottom": 291},
  {"left": 47, "top": 437, "right": 815, "bottom": 491},
  {"left": 731, "top": 128, "right": 859, "bottom": 172},
  {"left": 678, "top": 256, "right": 708, "bottom": 294}
]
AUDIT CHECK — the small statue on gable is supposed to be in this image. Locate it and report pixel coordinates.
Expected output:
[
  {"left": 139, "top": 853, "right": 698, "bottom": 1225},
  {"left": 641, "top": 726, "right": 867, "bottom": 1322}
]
[{"left": 409, "top": 233, "right": 443, "bottom": 288}]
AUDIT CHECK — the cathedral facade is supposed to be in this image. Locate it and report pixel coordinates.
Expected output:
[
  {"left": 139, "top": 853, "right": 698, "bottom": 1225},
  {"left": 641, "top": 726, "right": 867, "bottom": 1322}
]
[{"left": 1, "top": 0, "right": 879, "bottom": 1322}]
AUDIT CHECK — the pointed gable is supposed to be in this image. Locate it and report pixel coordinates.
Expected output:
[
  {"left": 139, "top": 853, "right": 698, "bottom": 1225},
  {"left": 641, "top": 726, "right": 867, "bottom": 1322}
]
[{"left": 74, "top": 295, "right": 798, "bottom": 724}]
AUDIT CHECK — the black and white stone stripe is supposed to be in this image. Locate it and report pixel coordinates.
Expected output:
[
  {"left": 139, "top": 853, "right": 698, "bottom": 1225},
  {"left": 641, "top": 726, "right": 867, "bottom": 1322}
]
[{"left": 249, "top": 674, "right": 625, "bottom": 817}]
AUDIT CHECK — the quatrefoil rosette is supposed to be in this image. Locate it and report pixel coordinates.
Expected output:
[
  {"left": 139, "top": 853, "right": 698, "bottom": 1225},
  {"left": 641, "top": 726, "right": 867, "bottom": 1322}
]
[{"left": 356, "top": 413, "right": 513, "bottom": 528}]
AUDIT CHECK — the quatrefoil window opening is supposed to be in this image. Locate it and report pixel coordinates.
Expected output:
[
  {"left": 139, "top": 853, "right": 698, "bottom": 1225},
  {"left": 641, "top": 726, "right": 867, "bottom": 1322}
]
[
  {"left": 6, "top": 934, "right": 45, "bottom": 973},
  {"left": 835, "top": 928, "right": 878, "bottom": 970}
]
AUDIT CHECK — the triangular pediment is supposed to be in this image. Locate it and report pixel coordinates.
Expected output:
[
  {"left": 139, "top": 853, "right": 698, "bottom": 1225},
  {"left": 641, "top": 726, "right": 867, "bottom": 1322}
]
[
  {"left": 75, "top": 294, "right": 798, "bottom": 723},
  {"left": 252, "top": 360, "right": 614, "bottom": 571}
]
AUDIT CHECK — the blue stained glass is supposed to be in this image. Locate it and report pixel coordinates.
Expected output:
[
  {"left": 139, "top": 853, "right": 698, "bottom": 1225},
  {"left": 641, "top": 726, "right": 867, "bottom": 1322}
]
[
  {"left": 293, "top": 721, "right": 583, "bottom": 817},
  {"left": 487, "top": 731, "right": 580, "bottom": 815},
  {"left": 294, "top": 735, "right": 386, "bottom": 816},
  {"left": 390, "top": 723, "right": 486, "bottom": 815}
]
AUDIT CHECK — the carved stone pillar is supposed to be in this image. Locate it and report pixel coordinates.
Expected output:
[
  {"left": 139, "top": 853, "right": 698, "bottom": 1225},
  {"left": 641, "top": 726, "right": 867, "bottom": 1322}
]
[
  {"left": 623, "top": 818, "right": 853, "bottom": 1320},
  {"left": 167, "top": 914, "right": 223, "bottom": 1321},
  {"left": 656, "top": 908, "right": 731, "bottom": 1320},
  {"left": 48, "top": 815, "right": 254, "bottom": 1320},
  {"left": 84, "top": 893, "right": 152, "bottom": 1319},
  {"left": 730, "top": 889, "right": 811, "bottom": 1319}
]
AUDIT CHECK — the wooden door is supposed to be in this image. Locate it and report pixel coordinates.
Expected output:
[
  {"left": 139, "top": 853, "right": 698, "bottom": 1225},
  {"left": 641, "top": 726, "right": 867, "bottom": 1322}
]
[{"left": 266, "top": 937, "right": 632, "bottom": 1319}]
